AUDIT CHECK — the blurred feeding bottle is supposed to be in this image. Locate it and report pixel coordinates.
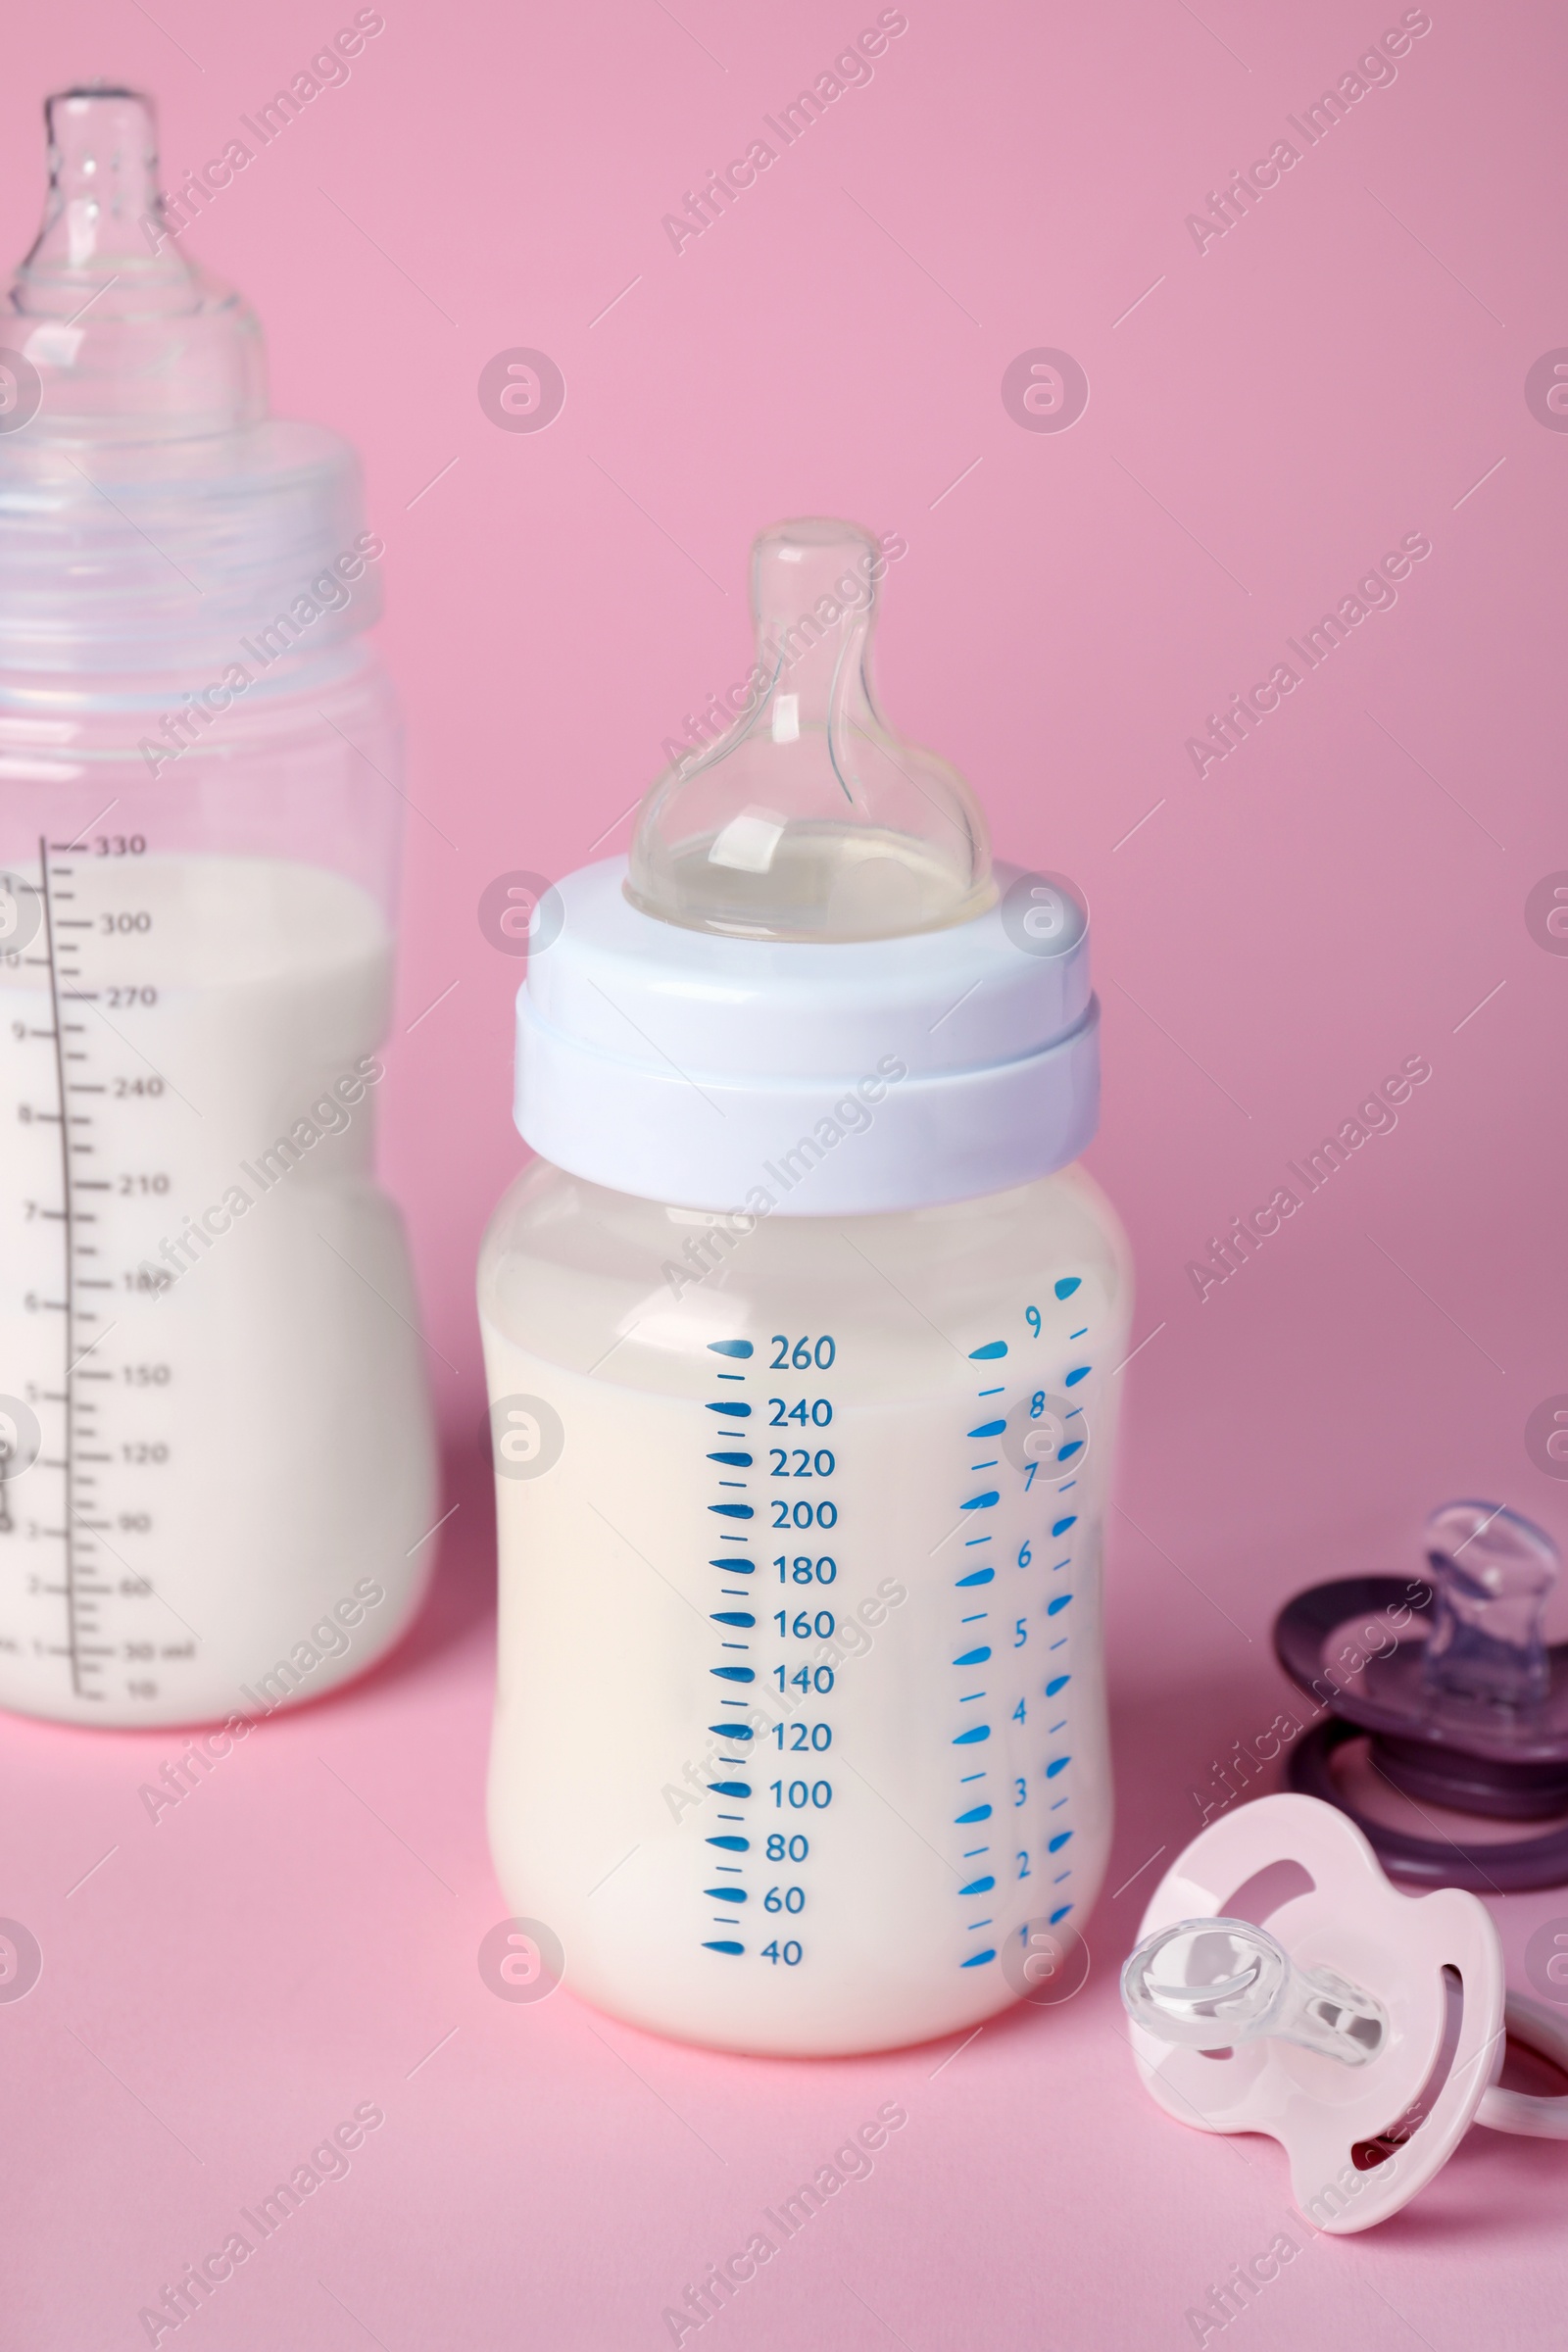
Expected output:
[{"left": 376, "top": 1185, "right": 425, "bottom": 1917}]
[
  {"left": 479, "top": 517, "right": 1130, "bottom": 2055},
  {"left": 0, "top": 88, "right": 437, "bottom": 1727}
]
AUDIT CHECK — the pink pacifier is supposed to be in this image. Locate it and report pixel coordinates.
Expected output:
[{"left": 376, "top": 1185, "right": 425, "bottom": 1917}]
[{"left": 1120, "top": 1793, "right": 1568, "bottom": 2230}]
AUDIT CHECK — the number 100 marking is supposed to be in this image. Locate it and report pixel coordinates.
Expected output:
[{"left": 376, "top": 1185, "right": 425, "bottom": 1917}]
[{"left": 769, "top": 1780, "right": 832, "bottom": 1808}]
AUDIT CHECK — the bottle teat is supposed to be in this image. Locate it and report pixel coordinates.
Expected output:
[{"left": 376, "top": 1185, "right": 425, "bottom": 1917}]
[
  {"left": 5, "top": 85, "right": 266, "bottom": 439},
  {"left": 625, "top": 518, "right": 995, "bottom": 942},
  {"left": 1421, "top": 1500, "right": 1558, "bottom": 1712},
  {"left": 1122, "top": 1917, "right": 1388, "bottom": 2066}
]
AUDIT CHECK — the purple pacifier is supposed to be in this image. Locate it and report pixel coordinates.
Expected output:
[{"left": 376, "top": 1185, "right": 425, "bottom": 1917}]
[{"left": 1272, "top": 1501, "right": 1568, "bottom": 1890}]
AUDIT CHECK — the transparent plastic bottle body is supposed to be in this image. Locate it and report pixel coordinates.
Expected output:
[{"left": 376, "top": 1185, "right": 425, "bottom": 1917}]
[
  {"left": 479, "top": 1158, "right": 1130, "bottom": 2055},
  {"left": 0, "top": 641, "right": 437, "bottom": 1726}
]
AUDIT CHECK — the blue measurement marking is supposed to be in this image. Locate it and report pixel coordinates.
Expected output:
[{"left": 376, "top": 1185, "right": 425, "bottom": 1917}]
[
  {"left": 1045, "top": 1675, "right": 1070, "bottom": 1695},
  {"left": 1054, "top": 1277, "right": 1081, "bottom": 1299},
  {"left": 1049, "top": 1719, "right": 1066, "bottom": 1735},
  {"left": 710, "top": 1556, "right": 753, "bottom": 1573},
  {"left": 956, "top": 1348, "right": 1052, "bottom": 1967},
  {"left": 1052, "top": 1558, "right": 1071, "bottom": 1573},
  {"left": 707, "top": 1886, "right": 746, "bottom": 1904},
  {"left": 1068, "top": 1327, "right": 1088, "bottom": 1341},
  {"left": 1049, "top": 1638, "right": 1067, "bottom": 1651},
  {"left": 960, "top": 1771, "right": 986, "bottom": 1784},
  {"left": 1049, "top": 1794, "right": 1068, "bottom": 1811},
  {"left": 1052, "top": 1515, "right": 1077, "bottom": 1538},
  {"left": 715, "top": 1373, "right": 743, "bottom": 1383},
  {"left": 709, "top": 1780, "right": 751, "bottom": 1798},
  {"left": 710, "top": 1665, "right": 754, "bottom": 1683},
  {"left": 707, "top": 1400, "right": 751, "bottom": 1418},
  {"left": 1047, "top": 1594, "right": 1071, "bottom": 1616},
  {"left": 709, "top": 1722, "right": 753, "bottom": 1740},
  {"left": 710, "top": 1610, "right": 754, "bottom": 1627},
  {"left": 1058, "top": 1442, "right": 1084, "bottom": 1461},
  {"left": 1064, "top": 1366, "right": 1090, "bottom": 1387},
  {"left": 1048, "top": 1831, "right": 1072, "bottom": 1852},
  {"left": 709, "top": 1502, "right": 753, "bottom": 1519},
  {"left": 964, "top": 1537, "right": 991, "bottom": 1547},
  {"left": 709, "top": 1450, "right": 753, "bottom": 1467},
  {"left": 1054, "top": 1871, "right": 1071, "bottom": 1886},
  {"left": 960, "top": 1613, "right": 987, "bottom": 1625},
  {"left": 709, "top": 1836, "right": 749, "bottom": 1850},
  {"left": 704, "top": 1940, "right": 745, "bottom": 1955},
  {"left": 1046, "top": 1756, "right": 1070, "bottom": 1778},
  {"left": 708, "top": 1339, "right": 754, "bottom": 1358},
  {"left": 1050, "top": 1904, "right": 1073, "bottom": 1926}
]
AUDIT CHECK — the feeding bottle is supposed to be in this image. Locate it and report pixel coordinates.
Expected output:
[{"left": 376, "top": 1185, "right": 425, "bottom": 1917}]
[
  {"left": 0, "top": 89, "right": 436, "bottom": 1727},
  {"left": 479, "top": 518, "right": 1131, "bottom": 2054}
]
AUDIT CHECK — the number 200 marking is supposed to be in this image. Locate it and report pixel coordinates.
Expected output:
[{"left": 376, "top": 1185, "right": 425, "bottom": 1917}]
[{"left": 772, "top": 1498, "right": 837, "bottom": 1528}]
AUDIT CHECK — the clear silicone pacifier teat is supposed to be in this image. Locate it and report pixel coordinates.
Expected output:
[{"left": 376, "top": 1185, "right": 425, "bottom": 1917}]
[
  {"left": 625, "top": 517, "right": 995, "bottom": 942},
  {"left": 1421, "top": 1500, "right": 1559, "bottom": 1713},
  {"left": 1122, "top": 1918, "right": 1388, "bottom": 2066},
  {"left": 6, "top": 83, "right": 266, "bottom": 439}
]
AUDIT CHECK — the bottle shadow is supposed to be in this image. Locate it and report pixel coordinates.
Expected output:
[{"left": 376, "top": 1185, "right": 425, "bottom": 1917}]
[{"left": 336, "top": 1430, "right": 498, "bottom": 1705}]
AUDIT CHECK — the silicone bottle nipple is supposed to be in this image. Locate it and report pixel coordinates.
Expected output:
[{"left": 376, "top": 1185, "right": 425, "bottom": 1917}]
[
  {"left": 1421, "top": 1500, "right": 1558, "bottom": 1713},
  {"left": 6, "top": 85, "right": 265, "bottom": 439},
  {"left": 625, "top": 517, "right": 995, "bottom": 942},
  {"left": 1122, "top": 1917, "right": 1388, "bottom": 2066}
]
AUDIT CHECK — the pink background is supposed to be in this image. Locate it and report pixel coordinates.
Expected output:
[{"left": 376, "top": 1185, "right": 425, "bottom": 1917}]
[{"left": 4, "top": 1, "right": 1568, "bottom": 2345}]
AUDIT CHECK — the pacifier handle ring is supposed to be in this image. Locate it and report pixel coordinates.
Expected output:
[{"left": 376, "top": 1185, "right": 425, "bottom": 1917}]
[
  {"left": 1286, "top": 1718, "right": 1568, "bottom": 1893},
  {"left": 1476, "top": 1993, "right": 1568, "bottom": 2139}
]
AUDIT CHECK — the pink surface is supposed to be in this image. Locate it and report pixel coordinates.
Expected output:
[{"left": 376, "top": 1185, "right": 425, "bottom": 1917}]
[{"left": 4, "top": 1, "right": 1568, "bottom": 2345}]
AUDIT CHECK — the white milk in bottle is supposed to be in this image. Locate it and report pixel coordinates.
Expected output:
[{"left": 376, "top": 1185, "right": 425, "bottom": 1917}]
[
  {"left": 479, "top": 519, "right": 1130, "bottom": 2054},
  {"left": 0, "top": 89, "right": 436, "bottom": 1727}
]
